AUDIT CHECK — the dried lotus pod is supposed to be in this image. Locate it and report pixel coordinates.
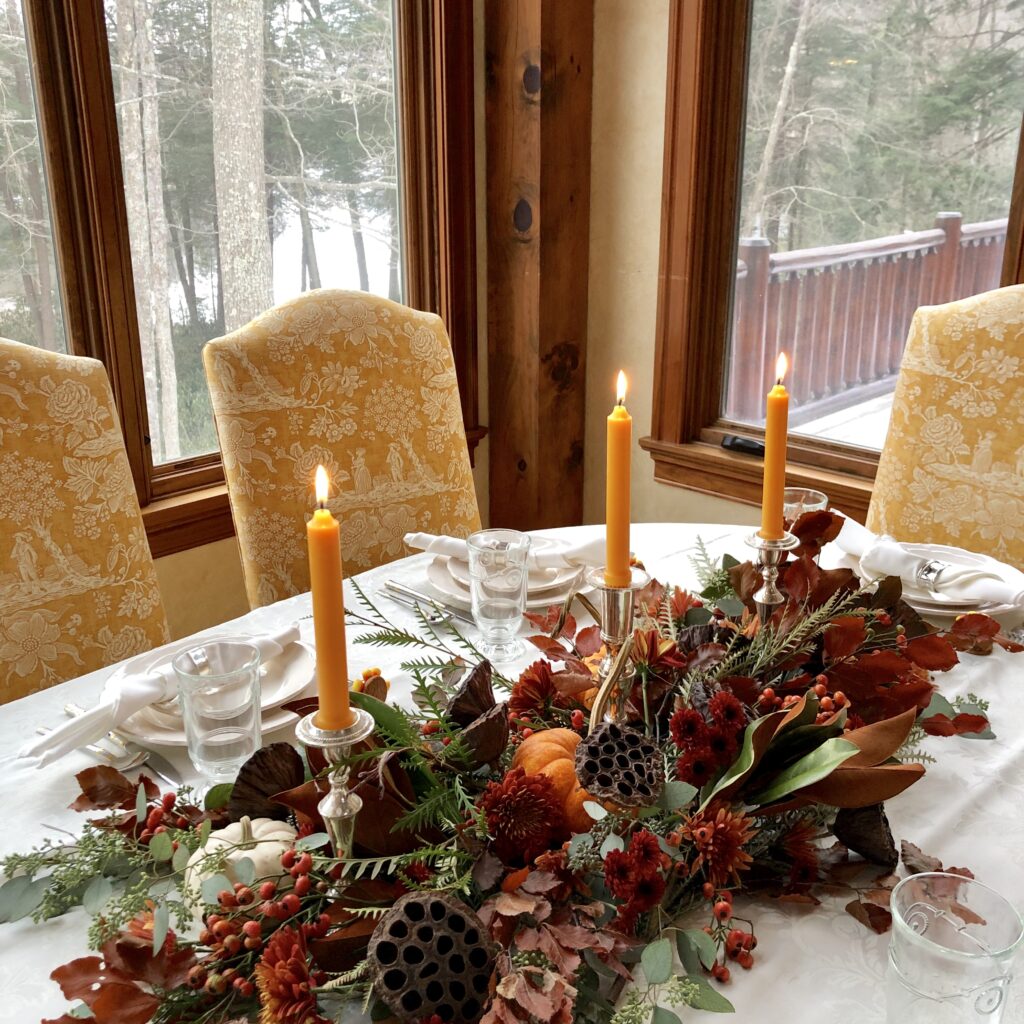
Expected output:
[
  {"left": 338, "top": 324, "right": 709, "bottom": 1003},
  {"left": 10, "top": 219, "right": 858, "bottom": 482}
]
[
  {"left": 367, "top": 892, "right": 495, "bottom": 1023},
  {"left": 575, "top": 721, "right": 664, "bottom": 807}
]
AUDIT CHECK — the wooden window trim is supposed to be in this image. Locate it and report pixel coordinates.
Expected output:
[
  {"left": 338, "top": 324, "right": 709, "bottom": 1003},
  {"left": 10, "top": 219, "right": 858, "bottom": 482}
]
[
  {"left": 25, "top": 0, "right": 482, "bottom": 557},
  {"left": 642, "top": 0, "right": 1024, "bottom": 525}
]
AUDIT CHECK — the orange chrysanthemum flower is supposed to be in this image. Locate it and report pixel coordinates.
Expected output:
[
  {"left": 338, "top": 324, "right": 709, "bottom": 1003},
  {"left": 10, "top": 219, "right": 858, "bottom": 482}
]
[
  {"left": 480, "top": 767, "right": 566, "bottom": 865},
  {"left": 509, "top": 660, "right": 566, "bottom": 719},
  {"left": 254, "top": 926, "right": 330, "bottom": 1024},
  {"left": 632, "top": 629, "right": 687, "bottom": 675},
  {"left": 681, "top": 801, "right": 757, "bottom": 889}
]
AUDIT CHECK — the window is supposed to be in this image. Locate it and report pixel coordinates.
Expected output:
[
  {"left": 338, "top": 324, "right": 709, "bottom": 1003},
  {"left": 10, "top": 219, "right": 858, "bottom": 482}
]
[
  {"left": 20, "top": 0, "right": 479, "bottom": 554},
  {"left": 643, "top": 0, "right": 1024, "bottom": 521}
]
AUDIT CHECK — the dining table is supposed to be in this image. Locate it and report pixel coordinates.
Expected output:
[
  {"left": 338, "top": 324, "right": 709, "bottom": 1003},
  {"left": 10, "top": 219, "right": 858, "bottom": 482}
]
[{"left": 2, "top": 522, "right": 1022, "bottom": 1024}]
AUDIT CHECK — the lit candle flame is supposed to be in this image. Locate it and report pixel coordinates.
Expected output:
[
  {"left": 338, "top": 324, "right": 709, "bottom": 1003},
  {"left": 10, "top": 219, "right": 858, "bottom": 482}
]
[
  {"left": 775, "top": 352, "right": 789, "bottom": 384},
  {"left": 315, "top": 464, "right": 329, "bottom": 507},
  {"left": 616, "top": 370, "right": 628, "bottom": 406}
]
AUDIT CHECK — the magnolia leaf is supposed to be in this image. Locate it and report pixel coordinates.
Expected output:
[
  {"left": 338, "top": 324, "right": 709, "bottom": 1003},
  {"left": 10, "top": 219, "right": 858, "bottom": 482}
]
[
  {"left": 652, "top": 1008, "right": 683, "bottom": 1024},
  {"left": 701, "top": 710, "right": 784, "bottom": 808},
  {"left": 687, "top": 974, "right": 735, "bottom": 1012},
  {"left": 83, "top": 875, "right": 113, "bottom": 915},
  {"left": 200, "top": 873, "right": 233, "bottom": 906},
  {"left": 296, "top": 832, "right": 331, "bottom": 852},
  {"left": 682, "top": 928, "right": 718, "bottom": 970},
  {"left": 149, "top": 832, "right": 173, "bottom": 863},
  {"left": 152, "top": 902, "right": 170, "bottom": 955},
  {"left": 135, "top": 783, "right": 148, "bottom": 823},
  {"left": 599, "top": 834, "right": 624, "bottom": 857},
  {"left": 583, "top": 800, "right": 607, "bottom": 821},
  {"left": 172, "top": 842, "right": 191, "bottom": 873},
  {"left": 657, "top": 780, "right": 697, "bottom": 811},
  {"left": 748, "top": 737, "right": 859, "bottom": 806},
  {"left": 204, "top": 783, "right": 233, "bottom": 811},
  {"left": 232, "top": 857, "right": 255, "bottom": 886},
  {"left": 641, "top": 937, "right": 673, "bottom": 986}
]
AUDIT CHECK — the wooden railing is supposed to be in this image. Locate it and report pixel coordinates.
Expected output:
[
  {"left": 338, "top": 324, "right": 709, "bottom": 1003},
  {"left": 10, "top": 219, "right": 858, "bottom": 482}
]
[{"left": 726, "top": 212, "right": 1008, "bottom": 425}]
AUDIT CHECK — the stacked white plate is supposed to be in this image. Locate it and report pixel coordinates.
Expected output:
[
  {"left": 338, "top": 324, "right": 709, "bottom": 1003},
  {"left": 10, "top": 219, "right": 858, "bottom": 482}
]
[
  {"left": 101, "top": 636, "right": 315, "bottom": 746},
  {"left": 424, "top": 536, "right": 589, "bottom": 610}
]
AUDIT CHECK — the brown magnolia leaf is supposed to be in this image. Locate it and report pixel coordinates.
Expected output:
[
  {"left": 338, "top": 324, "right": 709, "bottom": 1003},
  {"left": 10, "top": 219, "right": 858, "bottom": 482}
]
[
  {"left": 273, "top": 778, "right": 327, "bottom": 833},
  {"left": 228, "top": 742, "right": 305, "bottom": 822},
  {"left": 904, "top": 634, "right": 959, "bottom": 672},
  {"left": 445, "top": 660, "right": 496, "bottom": 726},
  {"left": 842, "top": 707, "right": 918, "bottom": 767},
  {"left": 551, "top": 666, "right": 596, "bottom": 699},
  {"left": 901, "top": 840, "right": 943, "bottom": 875},
  {"left": 824, "top": 616, "right": 867, "bottom": 663},
  {"left": 799, "top": 763, "right": 925, "bottom": 808},
  {"left": 361, "top": 674, "right": 389, "bottom": 701},
  {"left": 845, "top": 898, "right": 892, "bottom": 934},
  {"left": 70, "top": 766, "right": 158, "bottom": 813}
]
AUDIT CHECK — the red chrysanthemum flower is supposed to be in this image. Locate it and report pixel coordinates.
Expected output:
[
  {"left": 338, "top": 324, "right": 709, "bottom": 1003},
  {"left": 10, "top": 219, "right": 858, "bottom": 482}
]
[
  {"left": 782, "top": 820, "right": 819, "bottom": 888},
  {"left": 254, "top": 926, "right": 330, "bottom": 1024},
  {"left": 708, "top": 691, "right": 745, "bottom": 729},
  {"left": 675, "top": 745, "right": 717, "bottom": 787},
  {"left": 707, "top": 725, "right": 739, "bottom": 765},
  {"left": 611, "top": 903, "right": 639, "bottom": 935},
  {"left": 603, "top": 848, "right": 637, "bottom": 900},
  {"left": 509, "top": 660, "right": 565, "bottom": 720},
  {"left": 627, "top": 829, "right": 662, "bottom": 878},
  {"left": 629, "top": 871, "right": 667, "bottom": 912},
  {"left": 480, "top": 767, "right": 566, "bottom": 864},
  {"left": 681, "top": 802, "right": 757, "bottom": 890},
  {"left": 670, "top": 708, "right": 707, "bottom": 747}
]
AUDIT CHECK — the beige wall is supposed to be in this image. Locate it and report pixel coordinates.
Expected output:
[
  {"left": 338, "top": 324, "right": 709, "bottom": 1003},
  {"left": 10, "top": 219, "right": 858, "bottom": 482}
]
[
  {"left": 584, "top": 0, "right": 758, "bottom": 529},
  {"left": 155, "top": 537, "right": 248, "bottom": 639}
]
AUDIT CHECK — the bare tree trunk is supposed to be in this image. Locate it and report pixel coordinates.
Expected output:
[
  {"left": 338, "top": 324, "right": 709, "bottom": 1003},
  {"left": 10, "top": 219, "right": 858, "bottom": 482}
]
[
  {"left": 167, "top": 191, "right": 199, "bottom": 327},
  {"left": 745, "top": 0, "right": 815, "bottom": 236},
  {"left": 348, "top": 200, "right": 368, "bottom": 292},
  {"left": 212, "top": 0, "right": 273, "bottom": 330},
  {"left": 386, "top": 205, "right": 399, "bottom": 301},
  {"left": 300, "top": 202, "right": 321, "bottom": 290}
]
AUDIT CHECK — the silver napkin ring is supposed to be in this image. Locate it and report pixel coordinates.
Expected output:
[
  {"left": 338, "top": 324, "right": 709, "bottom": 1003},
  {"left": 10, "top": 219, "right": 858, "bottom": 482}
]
[{"left": 915, "top": 559, "right": 946, "bottom": 592}]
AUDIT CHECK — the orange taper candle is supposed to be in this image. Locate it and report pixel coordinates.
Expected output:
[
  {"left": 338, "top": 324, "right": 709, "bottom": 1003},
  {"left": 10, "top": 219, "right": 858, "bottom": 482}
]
[
  {"left": 307, "top": 465, "right": 354, "bottom": 729},
  {"left": 760, "top": 353, "right": 790, "bottom": 540},
  {"left": 605, "top": 370, "right": 632, "bottom": 588}
]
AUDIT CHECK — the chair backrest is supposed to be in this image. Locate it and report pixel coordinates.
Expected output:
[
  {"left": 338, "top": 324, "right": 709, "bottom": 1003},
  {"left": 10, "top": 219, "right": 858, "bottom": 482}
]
[
  {"left": 0, "top": 339, "right": 169, "bottom": 702},
  {"left": 868, "top": 284, "right": 1024, "bottom": 568},
  {"left": 203, "top": 290, "right": 481, "bottom": 608}
]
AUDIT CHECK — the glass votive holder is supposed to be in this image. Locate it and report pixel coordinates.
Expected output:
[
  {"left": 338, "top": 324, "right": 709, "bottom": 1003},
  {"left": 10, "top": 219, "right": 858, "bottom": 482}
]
[
  {"left": 173, "top": 640, "right": 262, "bottom": 782},
  {"left": 886, "top": 872, "right": 1024, "bottom": 1023},
  {"left": 782, "top": 487, "right": 829, "bottom": 528}
]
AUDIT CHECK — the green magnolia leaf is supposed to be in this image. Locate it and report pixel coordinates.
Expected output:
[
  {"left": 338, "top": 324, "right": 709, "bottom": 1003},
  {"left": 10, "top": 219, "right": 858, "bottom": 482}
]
[
  {"left": 583, "top": 800, "right": 607, "bottom": 821},
  {"left": 152, "top": 901, "right": 170, "bottom": 955},
  {"left": 749, "top": 737, "right": 859, "bottom": 806},
  {"left": 0, "top": 875, "right": 32, "bottom": 923},
  {"left": 701, "top": 714, "right": 773, "bottom": 808},
  {"left": 599, "top": 834, "right": 624, "bottom": 857},
  {"left": 641, "top": 937, "right": 673, "bottom": 986},
  {"left": 149, "top": 831, "right": 174, "bottom": 862},
  {"left": 232, "top": 856, "right": 255, "bottom": 885},
  {"left": 82, "top": 875, "right": 113, "bottom": 914},
  {"left": 657, "top": 780, "right": 697, "bottom": 811},
  {"left": 135, "top": 783, "right": 148, "bottom": 823},
  {"left": 199, "top": 819, "right": 213, "bottom": 846},
  {"left": 9, "top": 877, "right": 46, "bottom": 922},
  {"left": 568, "top": 832, "right": 594, "bottom": 858},
  {"left": 204, "top": 783, "right": 233, "bottom": 811},
  {"left": 200, "top": 873, "right": 233, "bottom": 906},
  {"left": 682, "top": 928, "right": 718, "bottom": 970},
  {"left": 652, "top": 1008, "right": 683, "bottom": 1024},
  {"left": 295, "top": 832, "right": 331, "bottom": 852},
  {"left": 172, "top": 842, "right": 191, "bottom": 873},
  {"left": 688, "top": 974, "right": 735, "bottom": 1012}
]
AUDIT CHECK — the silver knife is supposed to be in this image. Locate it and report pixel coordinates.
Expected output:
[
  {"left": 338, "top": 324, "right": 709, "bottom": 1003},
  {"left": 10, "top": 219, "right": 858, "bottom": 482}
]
[
  {"left": 384, "top": 580, "right": 477, "bottom": 626},
  {"left": 64, "top": 703, "right": 182, "bottom": 788}
]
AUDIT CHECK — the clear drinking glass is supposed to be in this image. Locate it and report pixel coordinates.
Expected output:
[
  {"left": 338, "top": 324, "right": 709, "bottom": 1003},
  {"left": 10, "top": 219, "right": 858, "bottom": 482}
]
[
  {"left": 782, "top": 487, "right": 829, "bottom": 528},
  {"left": 173, "top": 641, "right": 262, "bottom": 781},
  {"left": 467, "top": 529, "right": 531, "bottom": 662},
  {"left": 886, "top": 872, "right": 1024, "bottom": 1023}
]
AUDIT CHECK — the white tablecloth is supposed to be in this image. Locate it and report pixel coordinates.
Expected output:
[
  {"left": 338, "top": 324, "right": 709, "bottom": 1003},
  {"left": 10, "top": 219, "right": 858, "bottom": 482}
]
[{"left": 1, "top": 523, "right": 1021, "bottom": 1023}]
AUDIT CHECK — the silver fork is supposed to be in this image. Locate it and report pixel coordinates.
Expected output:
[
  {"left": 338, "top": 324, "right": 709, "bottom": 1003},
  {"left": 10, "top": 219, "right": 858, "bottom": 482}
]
[{"left": 34, "top": 726, "right": 147, "bottom": 772}]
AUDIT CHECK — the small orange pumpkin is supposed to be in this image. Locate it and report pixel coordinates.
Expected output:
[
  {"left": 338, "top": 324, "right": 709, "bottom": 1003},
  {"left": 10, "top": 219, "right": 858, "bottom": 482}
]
[{"left": 512, "top": 728, "right": 595, "bottom": 834}]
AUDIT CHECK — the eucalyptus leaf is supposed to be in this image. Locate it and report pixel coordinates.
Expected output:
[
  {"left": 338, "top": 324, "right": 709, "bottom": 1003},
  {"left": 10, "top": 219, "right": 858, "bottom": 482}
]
[
  {"left": 296, "top": 832, "right": 331, "bottom": 852},
  {"left": 583, "top": 800, "right": 607, "bottom": 821},
  {"left": 232, "top": 856, "right": 255, "bottom": 885},
  {"left": 599, "top": 834, "right": 624, "bottom": 857},
  {"left": 657, "top": 780, "right": 697, "bottom": 811},
  {"left": 172, "top": 842, "right": 191, "bottom": 873},
  {"left": 0, "top": 875, "right": 31, "bottom": 923},
  {"left": 568, "top": 832, "right": 594, "bottom": 858},
  {"left": 204, "top": 783, "right": 233, "bottom": 811},
  {"left": 67, "top": 1004, "right": 94, "bottom": 1019},
  {"left": 749, "top": 737, "right": 859, "bottom": 805},
  {"left": 82, "top": 875, "right": 113, "bottom": 915},
  {"left": 717, "top": 596, "right": 744, "bottom": 618},
  {"left": 199, "top": 819, "right": 212, "bottom": 845},
  {"left": 688, "top": 974, "right": 735, "bottom": 1012},
  {"left": 922, "top": 692, "right": 957, "bottom": 718},
  {"left": 682, "top": 928, "right": 718, "bottom": 970},
  {"left": 135, "top": 783, "right": 148, "bottom": 823},
  {"left": 152, "top": 901, "right": 170, "bottom": 955},
  {"left": 9, "top": 877, "right": 46, "bottom": 922},
  {"left": 200, "top": 872, "right": 233, "bottom": 905},
  {"left": 676, "top": 930, "right": 700, "bottom": 974},
  {"left": 652, "top": 1008, "right": 683, "bottom": 1024},
  {"left": 149, "top": 831, "right": 174, "bottom": 863},
  {"left": 641, "top": 937, "right": 673, "bottom": 986},
  {"left": 684, "top": 606, "right": 713, "bottom": 626}
]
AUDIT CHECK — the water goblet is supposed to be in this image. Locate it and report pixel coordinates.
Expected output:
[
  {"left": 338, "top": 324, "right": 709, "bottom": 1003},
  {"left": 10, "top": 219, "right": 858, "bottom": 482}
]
[{"left": 466, "top": 529, "right": 531, "bottom": 662}]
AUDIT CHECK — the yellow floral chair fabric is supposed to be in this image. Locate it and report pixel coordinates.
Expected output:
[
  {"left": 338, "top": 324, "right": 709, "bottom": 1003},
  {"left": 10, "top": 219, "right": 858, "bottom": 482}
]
[
  {"left": 0, "top": 339, "right": 169, "bottom": 702},
  {"left": 869, "top": 284, "right": 1024, "bottom": 568},
  {"left": 203, "top": 290, "right": 481, "bottom": 608}
]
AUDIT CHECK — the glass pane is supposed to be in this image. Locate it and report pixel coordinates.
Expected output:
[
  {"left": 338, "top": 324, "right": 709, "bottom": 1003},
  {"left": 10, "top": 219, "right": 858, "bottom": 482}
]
[
  {"left": 0, "top": 2, "right": 66, "bottom": 353},
  {"left": 105, "top": 0, "right": 402, "bottom": 465},
  {"left": 726, "top": 0, "right": 1023, "bottom": 450}
]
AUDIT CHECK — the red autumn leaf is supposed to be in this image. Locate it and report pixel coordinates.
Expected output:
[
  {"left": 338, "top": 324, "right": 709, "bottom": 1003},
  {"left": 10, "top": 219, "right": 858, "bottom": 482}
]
[
  {"left": 780, "top": 556, "right": 816, "bottom": 604},
  {"left": 575, "top": 624, "right": 603, "bottom": 657},
  {"left": 944, "top": 612, "right": 1024, "bottom": 655},
  {"left": 106, "top": 933, "right": 196, "bottom": 989},
  {"left": 920, "top": 712, "right": 989, "bottom": 737},
  {"left": 523, "top": 606, "right": 574, "bottom": 639},
  {"left": 634, "top": 578, "right": 666, "bottom": 616},
  {"left": 824, "top": 616, "right": 867, "bottom": 663},
  {"left": 904, "top": 634, "right": 959, "bottom": 671},
  {"left": 42, "top": 1016, "right": 83, "bottom": 1024},
  {"left": 69, "top": 766, "right": 159, "bottom": 813},
  {"left": 728, "top": 561, "right": 762, "bottom": 608},
  {"left": 900, "top": 840, "right": 943, "bottom": 874},
  {"left": 809, "top": 566, "right": 859, "bottom": 608},
  {"left": 791, "top": 509, "right": 844, "bottom": 552},
  {"left": 526, "top": 634, "right": 571, "bottom": 661},
  {"left": 550, "top": 666, "right": 597, "bottom": 699},
  {"left": 721, "top": 675, "right": 760, "bottom": 705},
  {"left": 90, "top": 983, "right": 160, "bottom": 1024},
  {"left": 845, "top": 898, "right": 892, "bottom": 934}
]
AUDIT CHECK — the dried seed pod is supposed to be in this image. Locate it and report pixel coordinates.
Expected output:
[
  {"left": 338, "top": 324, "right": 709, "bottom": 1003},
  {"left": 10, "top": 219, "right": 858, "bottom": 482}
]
[
  {"left": 367, "top": 892, "right": 494, "bottom": 1023},
  {"left": 575, "top": 721, "right": 664, "bottom": 807}
]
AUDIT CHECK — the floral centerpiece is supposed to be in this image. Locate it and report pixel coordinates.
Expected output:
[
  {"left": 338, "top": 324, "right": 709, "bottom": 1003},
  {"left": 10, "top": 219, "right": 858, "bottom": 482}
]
[{"left": 4, "top": 513, "right": 1021, "bottom": 1024}]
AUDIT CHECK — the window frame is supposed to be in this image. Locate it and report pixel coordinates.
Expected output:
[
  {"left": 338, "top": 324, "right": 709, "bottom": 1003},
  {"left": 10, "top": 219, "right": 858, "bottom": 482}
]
[
  {"left": 641, "top": 0, "right": 1024, "bottom": 523},
  {"left": 23, "top": 0, "right": 482, "bottom": 556}
]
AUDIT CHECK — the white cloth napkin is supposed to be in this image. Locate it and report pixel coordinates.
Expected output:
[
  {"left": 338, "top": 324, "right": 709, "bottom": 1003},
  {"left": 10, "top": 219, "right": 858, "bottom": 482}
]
[
  {"left": 404, "top": 531, "right": 608, "bottom": 572},
  {"left": 20, "top": 623, "right": 301, "bottom": 768},
  {"left": 835, "top": 517, "right": 1024, "bottom": 607}
]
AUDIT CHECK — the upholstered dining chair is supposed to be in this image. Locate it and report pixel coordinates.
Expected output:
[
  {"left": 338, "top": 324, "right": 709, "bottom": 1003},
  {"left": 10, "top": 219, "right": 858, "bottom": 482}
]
[
  {"left": 203, "top": 290, "right": 481, "bottom": 608},
  {"left": 869, "top": 284, "right": 1024, "bottom": 569},
  {"left": 0, "top": 339, "right": 169, "bottom": 702}
]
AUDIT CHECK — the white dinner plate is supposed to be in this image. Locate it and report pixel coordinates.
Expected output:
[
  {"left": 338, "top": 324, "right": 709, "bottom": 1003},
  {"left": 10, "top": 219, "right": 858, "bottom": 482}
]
[
  {"left": 425, "top": 555, "right": 586, "bottom": 610},
  {"left": 444, "top": 537, "right": 580, "bottom": 593},
  {"left": 117, "top": 705, "right": 300, "bottom": 747}
]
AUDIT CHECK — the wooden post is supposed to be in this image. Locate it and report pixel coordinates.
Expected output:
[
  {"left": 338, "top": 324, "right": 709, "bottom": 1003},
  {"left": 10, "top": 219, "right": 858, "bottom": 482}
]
[
  {"left": 932, "top": 211, "right": 962, "bottom": 304},
  {"left": 485, "top": 0, "right": 593, "bottom": 529},
  {"left": 732, "top": 238, "right": 770, "bottom": 422}
]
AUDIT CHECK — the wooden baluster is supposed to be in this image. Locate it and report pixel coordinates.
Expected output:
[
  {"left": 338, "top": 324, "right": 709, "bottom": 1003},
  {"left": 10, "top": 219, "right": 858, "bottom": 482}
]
[
  {"left": 733, "top": 238, "right": 770, "bottom": 423},
  {"left": 802, "top": 269, "right": 826, "bottom": 401},
  {"left": 875, "top": 253, "right": 898, "bottom": 379},
  {"left": 776, "top": 270, "right": 801, "bottom": 403},
  {"left": 761, "top": 260, "right": 780, "bottom": 425},
  {"left": 844, "top": 258, "right": 866, "bottom": 387},
  {"left": 861, "top": 256, "right": 883, "bottom": 385},
  {"left": 828, "top": 264, "right": 850, "bottom": 396},
  {"left": 887, "top": 254, "right": 909, "bottom": 375},
  {"left": 932, "top": 211, "right": 962, "bottom": 304}
]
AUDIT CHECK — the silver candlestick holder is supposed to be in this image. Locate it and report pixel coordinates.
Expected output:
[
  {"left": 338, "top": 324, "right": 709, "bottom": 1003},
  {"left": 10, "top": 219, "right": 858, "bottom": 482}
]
[
  {"left": 294, "top": 706, "right": 375, "bottom": 860},
  {"left": 586, "top": 565, "right": 650, "bottom": 731},
  {"left": 745, "top": 530, "right": 799, "bottom": 623}
]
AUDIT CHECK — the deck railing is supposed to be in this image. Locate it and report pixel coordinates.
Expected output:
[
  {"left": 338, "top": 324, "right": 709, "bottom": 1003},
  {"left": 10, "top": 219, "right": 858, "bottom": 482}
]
[{"left": 726, "top": 212, "right": 1008, "bottom": 425}]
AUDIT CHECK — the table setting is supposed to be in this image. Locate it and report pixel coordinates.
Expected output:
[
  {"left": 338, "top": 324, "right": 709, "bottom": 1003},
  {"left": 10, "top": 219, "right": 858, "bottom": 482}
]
[{"left": 2, "top": 363, "right": 1024, "bottom": 1024}]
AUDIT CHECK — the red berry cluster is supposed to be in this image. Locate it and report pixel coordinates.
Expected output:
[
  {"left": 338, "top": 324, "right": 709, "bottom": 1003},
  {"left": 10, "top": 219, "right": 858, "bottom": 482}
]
[
  {"left": 699, "top": 885, "right": 756, "bottom": 983},
  {"left": 604, "top": 829, "right": 671, "bottom": 934},
  {"left": 670, "top": 692, "right": 746, "bottom": 787},
  {"left": 758, "top": 673, "right": 852, "bottom": 726},
  {"left": 138, "top": 792, "right": 191, "bottom": 846}
]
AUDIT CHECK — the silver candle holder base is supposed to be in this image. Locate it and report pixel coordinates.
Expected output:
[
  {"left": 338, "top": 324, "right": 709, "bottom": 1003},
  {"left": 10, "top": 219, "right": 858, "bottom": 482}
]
[
  {"left": 745, "top": 530, "right": 799, "bottom": 623},
  {"left": 294, "top": 707, "right": 375, "bottom": 860},
  {"left": 586, "top": 565, "right": 650, "bottom": 731}
]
